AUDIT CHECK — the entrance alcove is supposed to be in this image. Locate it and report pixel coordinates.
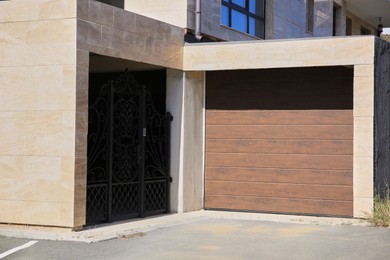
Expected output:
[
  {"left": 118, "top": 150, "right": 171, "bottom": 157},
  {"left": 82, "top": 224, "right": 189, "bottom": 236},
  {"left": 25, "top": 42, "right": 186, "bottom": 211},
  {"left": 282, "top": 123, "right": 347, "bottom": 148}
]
[{"left": 85, "top": 54, "right": 171, "bottom": 225}]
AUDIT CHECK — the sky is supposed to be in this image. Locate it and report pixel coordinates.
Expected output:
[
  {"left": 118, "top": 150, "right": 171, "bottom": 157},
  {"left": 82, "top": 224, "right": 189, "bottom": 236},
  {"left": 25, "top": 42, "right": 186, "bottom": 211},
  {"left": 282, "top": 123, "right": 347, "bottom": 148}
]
[{"left": 384, "top": 27, "right": 390, "bottom": 34}]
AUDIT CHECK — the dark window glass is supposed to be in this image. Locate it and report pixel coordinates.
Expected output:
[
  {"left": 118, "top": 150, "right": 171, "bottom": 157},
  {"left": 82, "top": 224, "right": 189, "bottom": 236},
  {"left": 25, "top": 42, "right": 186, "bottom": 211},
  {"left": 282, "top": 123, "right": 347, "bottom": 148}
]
[{"left": 221, "top": 0, "right": 265, "bottom": 38}]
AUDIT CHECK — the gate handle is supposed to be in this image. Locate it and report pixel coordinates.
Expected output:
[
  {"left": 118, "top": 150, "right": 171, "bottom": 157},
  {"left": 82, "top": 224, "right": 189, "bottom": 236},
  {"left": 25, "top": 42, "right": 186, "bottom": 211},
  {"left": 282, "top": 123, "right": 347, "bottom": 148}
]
[{"left": 137, "top": 144, "right": 142, "bottom": 164}]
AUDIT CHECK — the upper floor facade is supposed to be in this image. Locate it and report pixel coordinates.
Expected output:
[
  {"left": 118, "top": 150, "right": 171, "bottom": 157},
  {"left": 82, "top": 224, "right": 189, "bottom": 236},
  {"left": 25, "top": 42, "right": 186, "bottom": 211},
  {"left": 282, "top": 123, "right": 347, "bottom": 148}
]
[{"left": 99, "top": 0, "right": 390, "bottom": 41}]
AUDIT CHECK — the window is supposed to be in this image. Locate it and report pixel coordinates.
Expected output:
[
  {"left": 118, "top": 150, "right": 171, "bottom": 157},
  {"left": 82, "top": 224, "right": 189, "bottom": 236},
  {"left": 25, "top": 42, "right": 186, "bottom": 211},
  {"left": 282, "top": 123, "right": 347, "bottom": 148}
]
[
  {"left": 306, "top": 0, "right": 314, "bottom": 33},
  {"left": 221, "top": 0, "right": 265, "bottom": 38}
]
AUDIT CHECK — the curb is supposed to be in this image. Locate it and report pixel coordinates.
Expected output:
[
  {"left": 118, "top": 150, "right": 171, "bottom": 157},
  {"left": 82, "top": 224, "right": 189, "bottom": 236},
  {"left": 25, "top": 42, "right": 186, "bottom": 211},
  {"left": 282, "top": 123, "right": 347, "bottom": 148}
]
[{"left": 0, "top": 210, "right": 370, "bottom": 243}]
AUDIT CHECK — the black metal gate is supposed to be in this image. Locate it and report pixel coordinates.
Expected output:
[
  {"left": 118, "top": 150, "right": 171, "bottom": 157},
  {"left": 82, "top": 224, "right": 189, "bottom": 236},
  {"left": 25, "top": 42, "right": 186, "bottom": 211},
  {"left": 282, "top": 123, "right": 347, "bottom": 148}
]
[{"left": 86, "top": 71, "right": 172, "bottom": 225}]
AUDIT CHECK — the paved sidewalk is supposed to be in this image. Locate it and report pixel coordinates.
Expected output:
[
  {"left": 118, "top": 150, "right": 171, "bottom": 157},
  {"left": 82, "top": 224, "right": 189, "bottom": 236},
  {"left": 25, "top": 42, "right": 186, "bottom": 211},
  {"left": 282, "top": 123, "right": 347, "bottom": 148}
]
[
  {"left": 0, "top": 210, "right": 368, "bottom": 243},
  {"left": 1, "top": 214, "right": 389, "bottom": 260}
]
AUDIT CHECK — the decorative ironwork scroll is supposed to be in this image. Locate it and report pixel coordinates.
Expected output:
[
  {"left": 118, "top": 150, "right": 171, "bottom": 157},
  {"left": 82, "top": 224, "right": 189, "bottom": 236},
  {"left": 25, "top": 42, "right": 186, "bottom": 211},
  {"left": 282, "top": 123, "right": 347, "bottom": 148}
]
[{"left": 144, "top": 90, "right": 173, "bottom": 215}]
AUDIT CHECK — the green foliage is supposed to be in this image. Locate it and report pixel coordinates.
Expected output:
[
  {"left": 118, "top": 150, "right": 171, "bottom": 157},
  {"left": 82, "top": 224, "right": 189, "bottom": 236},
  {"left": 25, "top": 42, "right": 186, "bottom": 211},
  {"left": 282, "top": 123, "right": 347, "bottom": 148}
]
[{"left": 365, "top": 195, "right": 390, "bottom": 227}]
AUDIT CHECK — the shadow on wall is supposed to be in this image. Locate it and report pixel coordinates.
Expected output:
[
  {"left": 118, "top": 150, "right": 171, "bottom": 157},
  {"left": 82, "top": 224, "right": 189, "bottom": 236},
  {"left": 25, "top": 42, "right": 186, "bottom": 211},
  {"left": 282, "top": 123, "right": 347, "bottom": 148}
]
[
  {"left": 96, "top": 0, "right": 124, "bottom": 9},
  {"left": 206, "top": 66, "right": 353, "bottom": 110}
]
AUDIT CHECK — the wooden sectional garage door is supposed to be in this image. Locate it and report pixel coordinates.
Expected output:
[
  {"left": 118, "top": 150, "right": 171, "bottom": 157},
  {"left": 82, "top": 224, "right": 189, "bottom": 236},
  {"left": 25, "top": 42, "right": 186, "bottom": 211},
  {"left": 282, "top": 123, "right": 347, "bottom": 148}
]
[{"left": 205, "top": 67, "right": 353, "bottom": 217}]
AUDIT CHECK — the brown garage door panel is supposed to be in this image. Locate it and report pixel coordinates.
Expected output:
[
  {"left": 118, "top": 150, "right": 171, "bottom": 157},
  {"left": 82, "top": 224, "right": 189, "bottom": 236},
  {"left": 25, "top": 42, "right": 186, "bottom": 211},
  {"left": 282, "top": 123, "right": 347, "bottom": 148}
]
[
  {"left": 205, "top": 67, "right": 353, "bottom": 217},
  {"left": 206, "top": 153, "right": 353, "bottom": 170},
  {"left": 206, "top": 110, "right": 353, "bottom": 125},
  {"left": 205, "top": 181, "right": 353, "bottom": 201},
  {"left": 206, "top": 139, "right": 352, "bottom": 155},
  {"left": 206, "top": 125, "right": 353, "bottom": 140},
  {"left": 205, "top": 195, "right": 353, "bottom": 217},
  {"left": 205, "top": 167, "right": 353, "bottom": 186}
]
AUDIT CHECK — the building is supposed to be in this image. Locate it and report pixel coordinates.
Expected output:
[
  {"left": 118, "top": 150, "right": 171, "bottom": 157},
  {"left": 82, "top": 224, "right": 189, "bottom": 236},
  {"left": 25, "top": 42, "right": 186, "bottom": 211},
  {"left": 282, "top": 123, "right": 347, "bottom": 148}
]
[{"left": 0, "top": 0, "right": 389, "bottom": 229}]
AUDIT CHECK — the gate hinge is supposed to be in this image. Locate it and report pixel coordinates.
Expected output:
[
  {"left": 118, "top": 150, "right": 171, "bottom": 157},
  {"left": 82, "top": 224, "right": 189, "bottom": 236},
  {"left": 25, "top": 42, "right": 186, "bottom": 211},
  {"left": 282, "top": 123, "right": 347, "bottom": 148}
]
[{"left": 169, "top": 177, "right": 173, "bottom": 183}]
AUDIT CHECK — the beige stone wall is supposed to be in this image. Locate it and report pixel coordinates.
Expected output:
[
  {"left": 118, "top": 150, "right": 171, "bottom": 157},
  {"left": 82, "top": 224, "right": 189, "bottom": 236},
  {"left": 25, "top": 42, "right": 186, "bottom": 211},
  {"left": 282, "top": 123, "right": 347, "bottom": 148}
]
[
  {"left": 78, "top": 1, "right": 183, "bottom": 68},
  {"left": 0, "top": 0, "right": 78, "bottom": 227},
  {"left": 183, "top": 37, "right": 374, "bottom": 70},
  {"left": 165, "top": 70, "right": 205, "bottom": 213},
  {"left": 166, "top": 69, "right": 185, "bottom": 213},
  {"left": 0, "top": 0, "right": 184, "bottom": 228},
  {"left": 124, "top": 0, "right": 188, "bottom": 29},
  {"left": 353, "top": 65, "right": 375, "bottom": 217},
  {"left": 182, "top": 71, "right": 205, "bottom": 212}
]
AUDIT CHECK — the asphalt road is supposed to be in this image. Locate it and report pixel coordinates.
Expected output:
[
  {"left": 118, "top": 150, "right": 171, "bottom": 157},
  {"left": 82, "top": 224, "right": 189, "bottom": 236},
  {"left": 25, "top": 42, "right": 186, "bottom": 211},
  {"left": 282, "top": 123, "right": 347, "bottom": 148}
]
[{"left": 1, "top": 218, "right": 390, "bottom": 259}]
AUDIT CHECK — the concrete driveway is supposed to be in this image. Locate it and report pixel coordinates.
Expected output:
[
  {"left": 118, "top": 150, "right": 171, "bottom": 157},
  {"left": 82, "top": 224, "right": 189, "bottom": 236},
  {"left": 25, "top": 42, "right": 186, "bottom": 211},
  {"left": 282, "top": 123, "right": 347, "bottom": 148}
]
[{"left": 1, "top": 211, "right": 390, "bottom": 259}]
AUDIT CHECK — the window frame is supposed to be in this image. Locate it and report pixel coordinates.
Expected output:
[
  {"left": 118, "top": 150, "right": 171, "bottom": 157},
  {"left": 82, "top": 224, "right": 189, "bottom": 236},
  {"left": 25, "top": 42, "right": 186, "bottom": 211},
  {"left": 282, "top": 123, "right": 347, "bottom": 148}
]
[
  {"left": 332, "top": 3, "right": 342, "bottom": 36},
  {"left": 306, "top": 0, "right": 314, "bottom": 33},
  {"left": 221, "top": 0, "right": 266, "bottom": 38}
]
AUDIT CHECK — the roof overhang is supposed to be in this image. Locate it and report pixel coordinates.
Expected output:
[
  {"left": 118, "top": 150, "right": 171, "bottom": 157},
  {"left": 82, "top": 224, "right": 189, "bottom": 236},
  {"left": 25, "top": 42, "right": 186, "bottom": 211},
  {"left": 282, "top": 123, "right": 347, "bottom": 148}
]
[{"left": 346, "top": 0, "right": 390, "bottom": 27}]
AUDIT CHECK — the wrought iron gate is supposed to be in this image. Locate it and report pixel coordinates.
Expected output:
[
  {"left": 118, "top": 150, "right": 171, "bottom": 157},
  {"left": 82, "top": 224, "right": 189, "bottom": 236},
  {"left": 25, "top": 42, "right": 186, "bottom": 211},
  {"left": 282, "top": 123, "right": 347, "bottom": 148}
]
[{"left": 86, "top": 72, "right": 172, "bottom": 225}]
